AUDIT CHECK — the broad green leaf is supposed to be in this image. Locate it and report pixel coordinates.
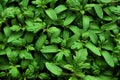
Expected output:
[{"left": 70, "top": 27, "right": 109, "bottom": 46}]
[
  {"left": 103, "top": 16, "right": 112, "bottom": 21},
  {"left": 63, "top": 14, "right": 76, "bottom": 26},
  {"left": 89, "top": 30, "right": 98, "bottom": 44},
  {"left": 74, "top": 49, "right": 88, "bottom": 62},
  {"left": 11, "top": 38, "right": 26, "bottom": 47},
  {"left": 83, "top": 15, "right": 90, "bottom": 30},
  {"left": 101, "top": 23, "right": 118, "bottom": 31},
  {"left": 6, "top": 48, "right": 19, "bottom": 63},
  {"left": 66, "top": 35, "right": 80, "bottom": 48},
  {"left": 69, "top": 25, "right": 81, "bottom": 35},
  {"left": 85, "top": 75, "right": 101, "bottom": 80},
  {"left": 69, "top": 77, "right": 77, "bottom": 80},
  {"left": 2, "top": 7, "right": 20, "bottom": 18},
  {"left": 24, "top": 32, "right": 34, "bottom": 43},
  {"left": 50, "top": 37, "right": 62, "bottom": 44},
  {"left": 71, "top": 41, "right": 83, "bottom": 49},
  {"left": 66, "top": 0, "right": 81, "bottom": 11},
  {"left": 55, "top": 51, "right": 64, "bottom": 61},
  {"left": 100, "top": 0, "right": 112, "bottom": 3},
  {"left": 45, "top": 62, "right": 63, "bottom": 75},
  {"left": 40, "top": 45, "right": 59, "bottom": 53},
  {"left": 10, "top": 25, "right": 20, "bottom": 31},
  {"left": 20, "top": 60, "right": 30, "bottom": 69},
  {"left": 101, "top": 51, "right": 114, "bottom": 67},
  {"left": 89, "top": 23, "right": 100, "bottom": 30},
  {"left": 54, "top": 5, "right": 67, "bottom": 14},
  {"left": 25, "top": 20, "right": 46, "bottom": 33},
  {"left": 38, "top": 73, "right": 50, "bottom": 80},
  {"left": 94, "top": 4, "right": 103, "bottom": 18},
  {"left": 0, "top": 65, "right": 10, "bottom": 70},
  {"left": 19, "top": 0, "right": 29, "bottom": 8},
  {"left": 63, "top": 29, "right": 70, "bottom": 39},
  {"left": 9, "top": 67, "right": 20, "bottom": 78},
  {"left": 45, "top": 8, "right": 58, "bottom": 21},
  {"left": 47, "top": 27, "right": 61, "bottom": 38},
  {"left": 63, "top": 64, "right": 74, "bottom": 72},
  {"left": 101, "top": 43, "right": 114, "bottom": 51},
  {"left": 35, "top": 34, "right": 47, "bottom": 50},
  {"left": 19, "top": 50, "right": 33, "bottom": 60},
  {"left": 4, "top": 26, "right": 12, "bottom": 37},
  {"left": 85, "top": 42, "right": 101, "bottom": 56},
  {"left": 7, "top": 32, "right": 23, "bottom": 42}
]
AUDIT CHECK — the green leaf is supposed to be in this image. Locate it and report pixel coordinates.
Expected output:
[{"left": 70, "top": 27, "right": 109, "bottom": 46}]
[
  {"left": 63, "top": 14, "right": 76, "bottom": 26},
  {"left": 83, "top": 15, "right": 90, "bottom": 30},
  {"left": 0, "top": 65, "right": 10, "bottom": 70},
  {"left": 35, "top": 33, "right": 47, "bottom": 50},
  {"left": 0, "top": 72, "right": 6, "bottom": 77},
  {"left": 75, "top": 49, "right": 88, "bottom": 62},
  {"left": 101, "top": 51, "right": 114, "bottom": 67},
  {"left": 85, "top": 75, "right": 101, "bottom": 80},
  {"left": 85, "top": 42, "right": 101, "bottom": 56},
  {"left": 45, "top": 62, "right": 63, "bottom": 75},
  {"left": 69, "top": 77, "right": 77, "bottom": 80},
  {"left": 10, "top": 25, "right": 20, "bottom": 31},
  {"left": 89, "top": 30, "right": 98, "bottom": 44},
  {"left": 3, "top": 26, "right": 12, "bottom": 37},
  {"left": 9, "top": 67, "right": 20, "bottom": 78},
  {"left": 69, "top": 25, "right": 81, "bottom": 35},
  {"left": 101, "top": 43, "right": 114, "bottom": 51},
  {"left": 25, "top": 20, "right": 46, "bottom": 33},
  {"left": 66, "top": 35, "right": 80, "bottom": 48},
  {"left": 45, "top": 8, "right": 58, "bottom": 21},
  {"left": 6, "top": 48, "right": 19, "bottom": 63},
  {"left": 40, "top": 45, "right": 59, "bottom": 53},
  {"left": 54, "top": 5, "right": 67, "bottom": 14},
  {"left": 19, "top": 0, "right": 29, "bottom": 8},
  {"left": 47, "top": 27, "right": 61, "bottom": 38},
  {"left": 7, "top": 32, "right": 23, "bottom": 42},
  {"left": 19, "top": 50, "right": 33, "bottom": 60},
  {"left": 11, "top": 38, "right": 26, "bottom": 47},
  {"left": 100, "top": 0, "right": 112, "bottom": 3},
  {"left": 24, "top": 32, "right": 34, "bottom": 43},
  {"left": 94, "top": 4, "right": 103, "bottom": 18}
]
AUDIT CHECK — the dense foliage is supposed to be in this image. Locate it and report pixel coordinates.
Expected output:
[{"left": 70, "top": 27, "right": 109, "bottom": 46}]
[{"left": 0, "top": 0, "right": 120, "bottom": 80}]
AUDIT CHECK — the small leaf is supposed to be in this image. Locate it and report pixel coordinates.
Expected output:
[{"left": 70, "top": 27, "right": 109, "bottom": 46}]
[
  {"left": 94, "top": 4, "right": 103, "bottom": 18},
  {"left": 100, "top": 0, "right": 112, "bottom": 3},
  {"left": 45, "top": 62, "right": 63, "bottom": 75},
  {"left": 89, "top": 30, "right": 98, "bottom": 44},
  {"left": 35, "top": 34, "right": 47, "bottom": 50},
  {"left": 19, "top": 50, "right": 33, "bottom": 60},
  {"left": 45, "top": 8, "right": 58, "bottom": 21},
  {"left": 66, "top": 35, "right": 80, "bottom": 48},
  {"left": 63, "top": 14, "right": 76, "bottom": 26},
  {"left": 69, "top": 77, "right": 77, "bottom": 80},
  {"left": 7, "top": 32, "right": 23, "bottom": 42},
  {"left": 83, "top": 15, "right": 90, "bottom": 30},
  {"left": 54, "top": 5, "right": 67, "bottom": 14},
  {"left": 75, "top": 49, "right": 88, "bottom": 62},
  {"left": 40, "top": 45, "right": 59, "bottom": 53},
  {"left": 19, "top": 0, "right": 29, "bottom": 8},
  {"left": 9, "top": 67, "right": 20, "bottom": 78},
  {"left": 85, "top": 42, "right": 101, "bottom": 56},
  {"left": 0, "top": 65, "right": 10, "bottom": 70},
  {"left": 85, "top": 75, "right": 101, "bottom": 80},
  {"left": 101, "top": 51, "right": 114, "bottom": 67},
  {"left": 4, "top": 26, "right": 12, "bottom": 37},
  {"left": 69, "top": 25, "right": 81, "bottom": 35}
]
